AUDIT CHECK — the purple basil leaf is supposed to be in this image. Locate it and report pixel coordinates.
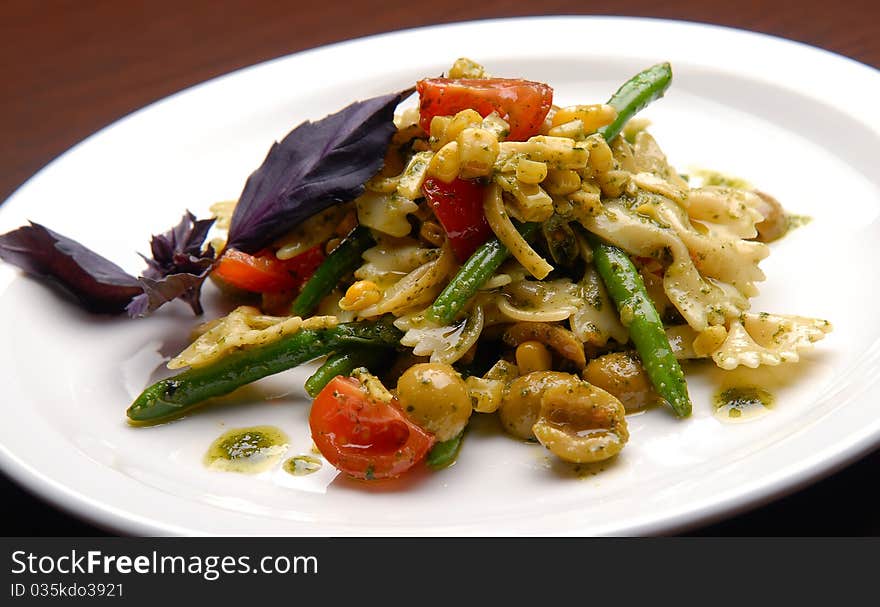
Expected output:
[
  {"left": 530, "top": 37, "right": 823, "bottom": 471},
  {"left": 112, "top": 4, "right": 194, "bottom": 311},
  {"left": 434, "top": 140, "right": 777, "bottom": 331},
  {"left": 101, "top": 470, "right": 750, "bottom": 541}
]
[
  {"left": 0, "top": 222, "right": 142, "bottom": 313},
  {"left": 226, "top": 87, "right": 414, "bottom": 253},
  {"left": 126, "top": 267, "right": 213, "bottom": 318},
  {"left": 140, "top": 211, "right": 215, "bottom": 279},
  {"left": 126, "top": 211, "right": 216, "bottom": 317}
]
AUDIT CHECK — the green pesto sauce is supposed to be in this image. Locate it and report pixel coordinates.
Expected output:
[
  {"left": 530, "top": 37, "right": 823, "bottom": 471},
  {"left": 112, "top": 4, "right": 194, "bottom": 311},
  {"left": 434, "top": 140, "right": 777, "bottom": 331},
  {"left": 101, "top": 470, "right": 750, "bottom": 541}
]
[
  {"left": 714, "top": 386, "right": 773, "bottom": 423},
  {"left": 785, "top": 214, "right": 813, "bottom": 234},
  {"left": 690, "top": 169, "right": 753, "bottom": 190},
  {"left": 283, "top": 455, "right": 323, "bottom": 476},
  {"left": 204, "top": 425, "right": 289, "bottom": 474}
]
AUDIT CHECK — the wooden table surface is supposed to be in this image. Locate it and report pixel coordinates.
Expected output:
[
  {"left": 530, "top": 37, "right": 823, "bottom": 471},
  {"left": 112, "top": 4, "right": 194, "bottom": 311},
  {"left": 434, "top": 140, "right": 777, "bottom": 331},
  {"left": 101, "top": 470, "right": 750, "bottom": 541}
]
[{"left": 1, "top": 0, "right": 878, "bottom": 536}]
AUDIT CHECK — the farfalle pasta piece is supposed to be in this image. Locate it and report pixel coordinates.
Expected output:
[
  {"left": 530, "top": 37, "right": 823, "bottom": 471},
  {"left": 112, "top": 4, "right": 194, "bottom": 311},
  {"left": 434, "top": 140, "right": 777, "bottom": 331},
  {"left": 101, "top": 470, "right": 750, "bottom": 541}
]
[
  {"left": 630, "top": 139, "right": 771, "bottom": 294},
  {"left": 580, "top": 199, "right": 750, "bottom": 331},
  {"left": 168, "top": 306, "right": 337, "bottom": 369},
  {"left": 711, "top": 312, "right": 832, "bottom": 370},
  {"left": 354, "top": 237, "right": 441, "bottom": 287},
  {"left": 396, "top": 303, "right": 484, "bottom": 364},
  {"left": 630, "top": 131, "right": 689, "bottom": 188},
  {"left": 355, "top": 189, "right": 419, "bottom": 237},
  {"left": 275, "top": 205, "right": 350, "bottom": 260},
  {"left": 640, "top": 193, "right": 769, "bottom": 298},
  {"left": 357, "top": 244, "right": 456, "bottom": 318},
  {"left": 496, "top": 278, "right": 580, "bottom": 323},
  {"left": 682, "top": 187, "right": 764, "bottom": 240},
  {"left": 494, "top": 272, "right": 628, "bottom": 346},
  {"left": 631, "top": 172, "right": 686, "bottom": 205},
  {"left": 571, "top": 267, "right": 630, "bottom": 346}
]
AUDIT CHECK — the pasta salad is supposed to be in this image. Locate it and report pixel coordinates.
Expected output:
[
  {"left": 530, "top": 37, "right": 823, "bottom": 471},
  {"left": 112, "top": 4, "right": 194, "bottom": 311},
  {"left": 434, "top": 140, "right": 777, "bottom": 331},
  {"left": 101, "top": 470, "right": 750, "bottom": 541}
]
[{"left": 0, "top": 58, "right": 831, "bottom": 482}]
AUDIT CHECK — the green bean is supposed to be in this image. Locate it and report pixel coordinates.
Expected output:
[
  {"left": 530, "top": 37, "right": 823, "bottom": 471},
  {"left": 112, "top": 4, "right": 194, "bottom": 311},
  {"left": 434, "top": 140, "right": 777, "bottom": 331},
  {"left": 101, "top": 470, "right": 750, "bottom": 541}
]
[
  {"left": 588, "top": 235, "right": 691, "bottom": 417},
  {"left": 304, "top": 346, "right": 389, "bottom": 397},
  {"left": 127, "top": 317, "right": 402, "bottom": 424},
  {"left": 290, "top": 225, "right": 375, "bottom": 317},
  {"left": 584, "top": 63, "right": 688, "bottom": 416},
  {"left": 597, "top": 62, "right": 672, "bottom": 142},
  {"left": 426, "top": 430, "right": 464, "bottom": 469},
  {"left": 426, "top": 222, "right": 539, "bottom": 325}
]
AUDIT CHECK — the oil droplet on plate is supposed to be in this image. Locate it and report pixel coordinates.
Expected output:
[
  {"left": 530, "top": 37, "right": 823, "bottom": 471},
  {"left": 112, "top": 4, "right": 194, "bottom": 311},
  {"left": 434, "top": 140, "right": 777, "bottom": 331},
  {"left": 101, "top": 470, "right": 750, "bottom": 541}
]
[
  {"left": 714, "top": 386, "right": 773, "bottom": 423},
  {"left": 204, "top": 425, "right": 289, "bottom": 473},
  {"left": 283, "top": 455, "right": 323, "bottom": 476}
]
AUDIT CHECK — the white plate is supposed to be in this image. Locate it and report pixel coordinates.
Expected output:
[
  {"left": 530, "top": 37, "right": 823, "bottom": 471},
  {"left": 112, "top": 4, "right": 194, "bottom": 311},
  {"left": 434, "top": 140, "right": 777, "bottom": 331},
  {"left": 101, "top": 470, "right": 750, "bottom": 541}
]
[{"left": 2, "top": 16, "right": 879, "bottom": 536}]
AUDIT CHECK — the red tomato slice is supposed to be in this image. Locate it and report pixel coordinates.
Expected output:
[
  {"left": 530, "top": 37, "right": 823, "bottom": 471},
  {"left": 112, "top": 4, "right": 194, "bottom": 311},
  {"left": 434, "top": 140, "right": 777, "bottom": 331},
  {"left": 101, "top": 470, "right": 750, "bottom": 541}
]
[
  {"left": 213, "top": 246, "right": 324, "bottom": 293},
  {"left": 310, "top": 376, "right": 435, "bottom": 480},
  {"left": 422, "top": 177, "right": 492, "bottom": 262},
  {"left": 416, "top": 78, "right": 553, "bottom": 141}
]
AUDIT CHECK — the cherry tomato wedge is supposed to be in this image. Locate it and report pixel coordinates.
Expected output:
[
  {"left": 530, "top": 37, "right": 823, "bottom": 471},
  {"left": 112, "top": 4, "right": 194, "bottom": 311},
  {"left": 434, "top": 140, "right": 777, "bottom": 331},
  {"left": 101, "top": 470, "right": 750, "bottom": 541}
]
[
  {"left": 212, "top": 246, "right": 324, "bottom": 293},
  {"left": 310, "top": 376, "right": 435, "bottom": 480},
  {"left": 422, "top": 177, "right": 492, "bottom": 262},
  {"left": 417, "top": 78, "right": 553, "bottom": 141}
]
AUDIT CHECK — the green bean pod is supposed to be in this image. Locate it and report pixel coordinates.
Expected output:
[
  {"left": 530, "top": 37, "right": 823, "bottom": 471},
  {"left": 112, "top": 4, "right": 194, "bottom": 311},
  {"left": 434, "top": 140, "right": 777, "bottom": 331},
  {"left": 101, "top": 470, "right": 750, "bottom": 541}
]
[
  {"left": 588, "top": 236, "right": 691, "bottom": 417},
  {"left": 426, "top": 431, "right": 464, "bottom": 469},
  {"left": 127, "top": 317, "right": 402, "bottom": 424},
  {"left": 586, "top": 62, "right": 689, "bottom": 416},
  {"left": 304, "top": 346, "right": 389, "bottom": 397},
  {"left": 597, "top": 62, "right": 672, "bottom": 142},
  {"left": 290, "top": 225, "right": 375, "bottom": 317},
  {"left": 426, "top": 222, "right": 539, "bottom": 325}
]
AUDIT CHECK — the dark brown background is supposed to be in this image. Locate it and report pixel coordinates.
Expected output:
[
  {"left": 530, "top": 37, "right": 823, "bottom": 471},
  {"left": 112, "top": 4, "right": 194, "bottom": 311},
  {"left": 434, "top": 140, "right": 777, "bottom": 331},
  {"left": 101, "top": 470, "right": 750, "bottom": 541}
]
[{"left": 1, "top": 0, "right": 878, "bottom": 535}]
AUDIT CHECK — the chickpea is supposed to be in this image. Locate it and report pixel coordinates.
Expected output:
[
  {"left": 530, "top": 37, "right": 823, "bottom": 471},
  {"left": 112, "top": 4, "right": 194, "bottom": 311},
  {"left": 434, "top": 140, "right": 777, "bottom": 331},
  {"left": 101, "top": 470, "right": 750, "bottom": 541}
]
[
  {"left": 533, "top": 381, "right": 628, "bottom": 463},
  {"left": 583, "top": 351, "right": 656, "bottom": 411},
  {"left": 396, "top": 363, "right": 471, "bottom": 441},
  {"left": 498, "top": 372, "right": 579, "bottom": 440}
]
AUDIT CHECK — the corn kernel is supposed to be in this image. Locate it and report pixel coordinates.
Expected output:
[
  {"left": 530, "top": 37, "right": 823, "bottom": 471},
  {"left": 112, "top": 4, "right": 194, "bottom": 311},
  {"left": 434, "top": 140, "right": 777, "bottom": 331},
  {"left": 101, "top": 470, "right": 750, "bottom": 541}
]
[
  {"left": 515, "top": 159, "right": 548, "bottom": 185},
  {"left": 427, "top": 141, "right": 460, "bottom": 183},
  {"left": 429, "top": 115, "right": 452, "bottom": 149},
  {"left": 481, "top": 112, "right": 510, "bottom": 140},
  {"left": 552, "top": 104, "right": 617, "bottom": 133},
  {"left": 339, "top": 280, "right": 382, "bottom": 311},
  {"left": 585, "top": 133, "right": 614, "bottom": 174},
  {"left": 515, "top": 341, "right": 553, "bottom": 374},
  {"left": 543, "top": 169, "right": 581, "bottom": 196},
  {"left": 432, "top": 109, "right": 483, "bottom": 150},
  {"left": 448, "top": 57, "right": 487, "bottom": 79},
  {"left": 457, "top": 127, "right": 499, "bottom": 179},
  {"left": 547, "top": 119, "right": 585, "bottom": 140}
]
